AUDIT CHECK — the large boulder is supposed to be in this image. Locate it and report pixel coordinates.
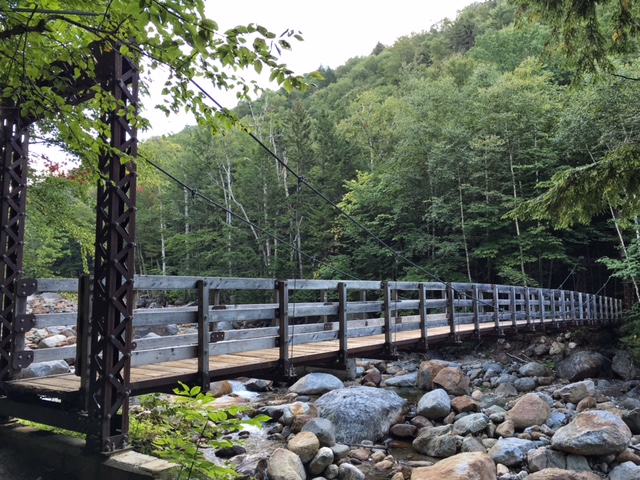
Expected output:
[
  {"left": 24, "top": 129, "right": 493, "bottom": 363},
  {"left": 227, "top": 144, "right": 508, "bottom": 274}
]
[
  {"left": 288, "top": 373, "right": 344, "bottom": 395},
  {"left": 433, "top": 367, "right": 471, "bottom": 396},
  {"left": 267, "top": 448, "right": 306, "bottom": 480},
  {"left": 552, "top": 410, "right": 632, "bottom": 455},
  {"left": 411, "top": 452, "right": 496, "bottom": 480},
  {"left": 525, "top": 469, "right": 600, "bottom": 480},
  {"left": 314, "top": 386, "right": 408, "bottom": 444},
  {"left": 556, "top": 351, "right": 605, "bottom": 382},
  {"left": 505, "top": 393, "right": 551, "bottom": 430}
]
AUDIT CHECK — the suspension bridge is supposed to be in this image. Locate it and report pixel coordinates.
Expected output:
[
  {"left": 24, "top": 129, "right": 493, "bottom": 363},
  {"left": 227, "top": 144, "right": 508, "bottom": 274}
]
[{"left": 0, "top": 43, "right": 624, "bottom": 457}]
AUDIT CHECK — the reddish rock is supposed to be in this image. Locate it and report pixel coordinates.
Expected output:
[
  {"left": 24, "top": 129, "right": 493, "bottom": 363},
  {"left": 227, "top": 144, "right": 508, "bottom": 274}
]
[
  {"left": 505, "top": 393, "right": 551, "bottom": 430},
  {"left": 411, "top": 452, "right": 496, "bottom": 480},
  {"left": 433, "top": 367, "right": 471, "bottom": 396},
  {"left": 525, "top": 468, "right": 600, "bottom": 480},
  {"left": 417, "top": 360, "right": 450, "bottom": 390},
  {"left": 451, "top": 396, "right": 481, "bottom": 413}
]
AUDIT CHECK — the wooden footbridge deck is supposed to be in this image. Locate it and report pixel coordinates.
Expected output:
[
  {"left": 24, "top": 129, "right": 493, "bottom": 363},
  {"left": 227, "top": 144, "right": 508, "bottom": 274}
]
[{"left": 0, "top": 274, "right": 621, "bottom": 445}]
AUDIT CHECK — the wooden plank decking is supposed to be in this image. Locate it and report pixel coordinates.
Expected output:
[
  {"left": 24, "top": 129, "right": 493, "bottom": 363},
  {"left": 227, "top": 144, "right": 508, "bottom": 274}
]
[{"left": 2, "top": 318, "right": 549, "bottom": 399}]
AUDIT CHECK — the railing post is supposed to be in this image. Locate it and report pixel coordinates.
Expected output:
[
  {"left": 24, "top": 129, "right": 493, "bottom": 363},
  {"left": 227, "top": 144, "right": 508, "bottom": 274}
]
[
  {"left": 337, "top": 282, "right": 348, "bottom": 364},
  {"left": 492, "top": 284, "right": 502, "bottom": 334},
  {"left": 598, "top": 295, "right": 603, "bottom": 322},
  {"left": 578, "top": 292, "right": 584, "bottom": 323},
  {"left": 472, "top": 284, "right": 480, "bottom": 337},
  {"left": 321, "top": 289, "right": 328, "bottom": 324},
  {"left": 76, "top": 274, "right": 92, "bottom": 410},
  {"left": 359, "top": 290, "right": 367, "bottom": 320},
  {"left": 585, "top": 293, "right": 592, "bottom": 322},
  {"left": 550, "top": 290, "right": 558, "bottom": 329},
  {"left": 447, "top": 283, "right": 458, "bottom": 341},
  {"left": 419, "top": 283, "right": 428, "bottom": 348},
  {"left": 277, "top": 280, "right": 293, "bottom": 377},
  {"left": 569, "top": 291, "right": 576, "bottom": 322},
  {"left": 382, "top": 281, "right": 395, "bottom": 355},
  {"left": 197, "top": 279, "right": 210, "bottom": 392},
  {"left": 509, "top": 286, "right": 517, "bottom": 331},
  {"left": 538, "top": 288, "right": 545, "bottom": 330},
  {"left": 210, "top": 289, "right": 220, "bottom": 332},
  {"left": 524, "top": 287, "right": 533, "bottom": 330},
  {"left": 562, "top": 290, "right": 568, "bottom": 324}
]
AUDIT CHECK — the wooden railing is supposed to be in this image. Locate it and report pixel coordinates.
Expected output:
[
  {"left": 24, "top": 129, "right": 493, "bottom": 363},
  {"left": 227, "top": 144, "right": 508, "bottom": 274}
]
[{"left": 17, "top": 275, "right": 622, "bottom": 380}]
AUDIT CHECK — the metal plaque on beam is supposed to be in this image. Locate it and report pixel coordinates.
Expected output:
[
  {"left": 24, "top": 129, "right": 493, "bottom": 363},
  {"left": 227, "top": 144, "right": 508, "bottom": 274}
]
[{"left": 16, "top": 279, "right": 37, "bottom": 297}]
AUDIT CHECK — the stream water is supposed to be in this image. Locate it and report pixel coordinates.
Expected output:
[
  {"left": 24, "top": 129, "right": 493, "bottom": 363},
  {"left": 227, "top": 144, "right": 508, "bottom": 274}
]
[{"left": 201, "top": 379, "right": 437, "bottom": 480}]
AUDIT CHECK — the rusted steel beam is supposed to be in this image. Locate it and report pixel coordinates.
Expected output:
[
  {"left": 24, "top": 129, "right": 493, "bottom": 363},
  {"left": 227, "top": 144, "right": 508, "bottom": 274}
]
[{"left": 87, "top": 49, "right": 138, "bottom": 453}]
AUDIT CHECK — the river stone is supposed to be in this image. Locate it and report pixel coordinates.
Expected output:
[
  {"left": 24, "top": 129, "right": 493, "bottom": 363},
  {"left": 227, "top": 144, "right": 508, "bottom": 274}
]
[
  {"left": 413, "top": 425, "right": 456, "bottom": 457},
  {"left": 623, "top": 408, "right": 640, "bottom": 434},
  {"left": 433, "top": 367, "right": 471, "bottom": 396},
  {"left": 609, "top": 461, "right": 640, "bottom": 480},
  {"left": 416, "top": 388, "right": 451, "bottom": 420},
  {"left": 451, "top": 396, "right": 480, "bottom": 413},
  {"left": 280, "top": 402, "right": 319, "bottom": 426},
  {"left": 267, "top": 448, "right": 307, "bottom": 480},
  {"left": 231, "top": 454, "right": 268, "bottom": 480},
  {"left": 308, "top": 447, "right": 334, "bottom": 475},
  {"left": 338, "top": 463, "right": 365, "bottom": 480},
  {"left": 383, "top": 372, "right": 418, "bottom": 387},
  {"left": 462, "top": 436, "right": 488, "bottom": 453},
  {"left": 612, "top": 351, "right": 639, "bottom": 381},
  {"left": 551, "top": 410, "right": 632, "bottom": 455},
  {"left": 488, "top": 437, "right": 537, "bottom": 466},
  {"left": 494, "top": 383, "right": 518, "bottom": 397},
  {"left": 505, "top": 393, "right": 551, "bottom": 430},
  {"left": 527, "top": 447, "right": 566, "bottom": 472},
  {"left": 288, "top": 373, "right": 344, "bottom": 395},
  {"left": 390, "top": 423, "right": 418, "bottom": 438},
  {"left": 513, "top": 377, "right": 537, "bottom": 392},
  {"left": 495, "top": 419, "right": 515, "bottom": 438},
  {"left": 556, "top": 351, "right": 605, "bottom": 382},
  {"left": 18, "top": 360, "right": 70, "bottom": 378},
  {"left": 288, "top": 431, "right": 320, "bottom": 463},
  {"left": 314, "top": 386, "right": 407, "bottom": 444},
  {"left": 553, "top": 380, "right": 595, "bottom": 404},
  {"left": 525, "top": 468, "right": 600, "bottom": 480},
  {"left": 300, "top": 417, "right": 336, "bottom": 447},
  {"left": 417, "top": 360, "right": 456, "bottom": 390},
  {"left": 453, "top": 413, "right": 490, "bottom": 436},
  {"left": 411, "top": 452, "right": 497, "bottom": 480},
  {"left": 37, "top": 334, "right": 68, "bottom": 348},
  {"left": 209, "top": 380, "right": 233, "bottom": 398},
  {"left": 520, "top": 362, "right": 548, "bottom": 377}
]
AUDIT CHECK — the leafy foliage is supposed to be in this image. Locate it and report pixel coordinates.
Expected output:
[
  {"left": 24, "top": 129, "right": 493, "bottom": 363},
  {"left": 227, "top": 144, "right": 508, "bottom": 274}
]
[{"left": 130, "top": 382, "right": 269, "bottom": 480}]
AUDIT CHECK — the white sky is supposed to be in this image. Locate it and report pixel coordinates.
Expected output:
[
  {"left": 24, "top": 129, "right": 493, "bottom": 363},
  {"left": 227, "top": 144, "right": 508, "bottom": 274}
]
[
  {"left": 141, "top": 0, "right": 477, "bottom": 138},
  {"left": 31, "top": 0, "right": 476, "bottom": 162}
]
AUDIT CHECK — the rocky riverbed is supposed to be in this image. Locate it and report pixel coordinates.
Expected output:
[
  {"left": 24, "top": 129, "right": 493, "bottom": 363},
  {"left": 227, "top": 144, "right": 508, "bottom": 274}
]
[{"left": 18, "top": 293, "right": 640, "bottom": 479}]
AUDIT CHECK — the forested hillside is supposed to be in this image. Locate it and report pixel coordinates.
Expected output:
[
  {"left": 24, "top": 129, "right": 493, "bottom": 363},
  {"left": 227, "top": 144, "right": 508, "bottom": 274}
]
[{"left": 28, "top": 0, "right": 640, "bottom": 301}]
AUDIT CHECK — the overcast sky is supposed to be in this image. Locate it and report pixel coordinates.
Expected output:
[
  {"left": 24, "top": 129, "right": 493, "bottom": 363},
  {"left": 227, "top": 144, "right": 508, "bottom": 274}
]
[{"left": 142, "top": 0, "right": 477, "bottom": 138}]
